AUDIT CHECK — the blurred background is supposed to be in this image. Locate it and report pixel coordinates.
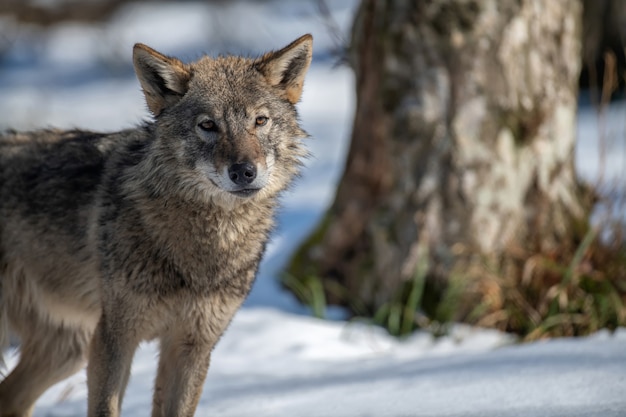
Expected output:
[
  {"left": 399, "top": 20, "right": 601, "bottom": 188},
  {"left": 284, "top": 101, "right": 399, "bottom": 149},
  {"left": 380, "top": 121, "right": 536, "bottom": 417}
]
[
  {"left": 1, "top": 0, "right": 625, "bottom": 342},
  {"left": 0, "top": 0, "right": 358, "bottom": 130}
]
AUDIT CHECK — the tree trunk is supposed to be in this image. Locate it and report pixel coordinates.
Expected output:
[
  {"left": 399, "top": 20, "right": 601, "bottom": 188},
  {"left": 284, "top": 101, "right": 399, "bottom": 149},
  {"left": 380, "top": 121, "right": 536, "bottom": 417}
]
[{"left": 288, "top": 0, "right": 589, "bottom": 325}]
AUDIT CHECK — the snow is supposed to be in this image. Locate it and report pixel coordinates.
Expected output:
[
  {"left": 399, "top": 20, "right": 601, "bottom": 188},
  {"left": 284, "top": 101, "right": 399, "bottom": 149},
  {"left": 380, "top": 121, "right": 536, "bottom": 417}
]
[
  {"left": 1, "top": 1, "right": 625, "bottom": 416},
  {"left": 576, "top": 97, "right": 626, "bottom": 193},
  {"left": 7, "top": 317, "right": 626, "bottom": 416}
]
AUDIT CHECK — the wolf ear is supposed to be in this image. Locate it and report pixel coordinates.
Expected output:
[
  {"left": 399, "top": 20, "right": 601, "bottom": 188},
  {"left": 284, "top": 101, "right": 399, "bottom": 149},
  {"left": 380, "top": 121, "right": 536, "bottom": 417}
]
[
  {"left": 133, "top": 43, "right": 191, "bottom": 116},
  {"left": 256, "top": 34, "right": 313, "bottom": 104}
]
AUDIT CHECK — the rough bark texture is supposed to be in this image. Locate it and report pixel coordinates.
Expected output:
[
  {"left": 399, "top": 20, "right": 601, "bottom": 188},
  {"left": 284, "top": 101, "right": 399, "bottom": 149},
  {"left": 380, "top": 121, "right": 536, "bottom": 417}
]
[{"left": 288, "top": 0, "right": 588, "bottom": 317}]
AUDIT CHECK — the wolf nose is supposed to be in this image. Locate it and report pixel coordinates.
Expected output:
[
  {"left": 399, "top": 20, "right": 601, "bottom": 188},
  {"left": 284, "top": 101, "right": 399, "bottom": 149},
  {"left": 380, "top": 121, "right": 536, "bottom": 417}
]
[{"left": 228, "top": 162, "right": 257, "bottom": 185}]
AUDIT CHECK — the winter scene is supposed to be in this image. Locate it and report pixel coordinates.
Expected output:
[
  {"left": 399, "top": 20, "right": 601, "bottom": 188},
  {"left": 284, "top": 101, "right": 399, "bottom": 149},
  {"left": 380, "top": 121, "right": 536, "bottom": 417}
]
[{"left": 0, "top": 1, "right": 625, "bottom": 416}]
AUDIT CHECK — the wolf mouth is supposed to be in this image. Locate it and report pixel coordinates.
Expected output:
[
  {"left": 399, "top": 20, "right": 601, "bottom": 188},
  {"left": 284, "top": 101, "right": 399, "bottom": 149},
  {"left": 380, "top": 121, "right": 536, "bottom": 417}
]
[{"left": 230, "top": 188, "right": 261, "bottom": 198}]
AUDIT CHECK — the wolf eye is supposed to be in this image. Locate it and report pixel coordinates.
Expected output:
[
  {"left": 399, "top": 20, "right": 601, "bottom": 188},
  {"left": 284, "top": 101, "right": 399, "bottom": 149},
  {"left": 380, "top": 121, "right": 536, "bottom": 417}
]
[
  {"left": 255, "top": 116, "right": 269, "bottom": 127},
  {"left": 198, "top": 119, "right": 218, "bottom": 132}
]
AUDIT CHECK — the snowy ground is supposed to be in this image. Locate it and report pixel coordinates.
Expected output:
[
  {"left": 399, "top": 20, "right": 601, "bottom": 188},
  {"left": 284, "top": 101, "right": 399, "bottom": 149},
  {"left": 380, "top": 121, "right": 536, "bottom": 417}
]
[{"left": 1, "top": 1, "right": 625, "bottom": 416}]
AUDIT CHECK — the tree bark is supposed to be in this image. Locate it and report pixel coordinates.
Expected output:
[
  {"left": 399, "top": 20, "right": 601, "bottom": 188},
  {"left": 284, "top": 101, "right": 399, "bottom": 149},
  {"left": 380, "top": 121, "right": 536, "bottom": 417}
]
[{"left": 288, "top": 0, "right": 589, "bottom": 322}]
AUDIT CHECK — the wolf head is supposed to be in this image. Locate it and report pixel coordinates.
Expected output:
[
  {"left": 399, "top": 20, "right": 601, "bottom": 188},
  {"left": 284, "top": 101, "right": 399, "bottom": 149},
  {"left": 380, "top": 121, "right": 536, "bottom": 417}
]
[{"left": 131, "top": 35, "right": 312, "bottom": 206}]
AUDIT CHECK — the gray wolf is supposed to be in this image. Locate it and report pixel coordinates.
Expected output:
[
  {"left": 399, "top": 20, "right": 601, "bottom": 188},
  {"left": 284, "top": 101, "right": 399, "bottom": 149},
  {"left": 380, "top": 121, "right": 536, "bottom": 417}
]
[{"left": 0, "top": 34, "right": 312, "bottom": 417}]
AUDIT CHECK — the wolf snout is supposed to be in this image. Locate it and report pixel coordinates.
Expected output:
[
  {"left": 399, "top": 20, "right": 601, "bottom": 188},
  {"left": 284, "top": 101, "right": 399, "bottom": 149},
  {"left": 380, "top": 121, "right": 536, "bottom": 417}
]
[{"left": 228, "top": 162, "right": 257, "bottom": 186}]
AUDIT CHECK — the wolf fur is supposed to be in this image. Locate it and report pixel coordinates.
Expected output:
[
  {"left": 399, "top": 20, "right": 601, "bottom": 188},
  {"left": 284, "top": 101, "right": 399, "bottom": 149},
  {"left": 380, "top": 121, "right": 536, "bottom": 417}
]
[{"left": 0, "top": 34, "right": 313, "bottom": 417}]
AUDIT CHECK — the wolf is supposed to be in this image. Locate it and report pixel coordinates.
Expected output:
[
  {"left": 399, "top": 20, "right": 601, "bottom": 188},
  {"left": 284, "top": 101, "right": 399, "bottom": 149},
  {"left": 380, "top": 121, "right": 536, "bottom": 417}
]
[{"left": 0, "top": 34, "right": 313, "bottom": 416}]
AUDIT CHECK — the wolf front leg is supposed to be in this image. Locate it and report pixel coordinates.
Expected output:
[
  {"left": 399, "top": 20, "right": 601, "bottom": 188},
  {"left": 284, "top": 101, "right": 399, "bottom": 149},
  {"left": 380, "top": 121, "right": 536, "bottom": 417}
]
[
  {"left": 87, "top": 311, "right": 140, "bottom": 417},
  {"left": 151, "top": 296, "right": 243, "bottom": 417},
  {"left": 151, "top": 334, "right": 212, "bottom": 417}
]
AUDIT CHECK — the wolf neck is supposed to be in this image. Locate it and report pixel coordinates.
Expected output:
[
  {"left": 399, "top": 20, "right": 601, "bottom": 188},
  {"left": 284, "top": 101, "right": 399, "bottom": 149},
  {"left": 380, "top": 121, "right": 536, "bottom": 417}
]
[
  {"left": 117, "top": 161, "right": 276, "bottom": 296},
  {"left": 124, "top": 149, "right": 277, "bottom": 261},
  {"left": 130, "top": 159, "right": 277, "bottom": 232}
]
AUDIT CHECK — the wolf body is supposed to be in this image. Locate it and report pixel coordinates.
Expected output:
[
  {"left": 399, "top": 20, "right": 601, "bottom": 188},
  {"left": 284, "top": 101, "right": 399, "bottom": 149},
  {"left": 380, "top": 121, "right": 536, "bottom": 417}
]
[{"left": 0, "top": 34, "right": 312, "bottom": 417}]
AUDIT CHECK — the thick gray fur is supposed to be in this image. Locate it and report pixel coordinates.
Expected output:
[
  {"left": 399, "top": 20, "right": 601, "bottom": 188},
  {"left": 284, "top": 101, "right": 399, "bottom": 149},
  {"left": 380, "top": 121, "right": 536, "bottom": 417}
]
[{"left": 0, "top": 34, "right": 313, "bottom": 417}]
